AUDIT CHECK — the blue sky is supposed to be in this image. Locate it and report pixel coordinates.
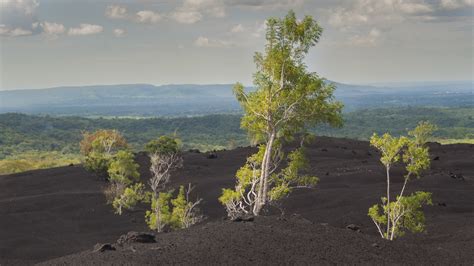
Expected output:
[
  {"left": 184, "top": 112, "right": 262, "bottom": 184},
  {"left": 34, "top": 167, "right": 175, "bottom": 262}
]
[{"left": 0, "top": 0, "right": 472, "bottom": 90}]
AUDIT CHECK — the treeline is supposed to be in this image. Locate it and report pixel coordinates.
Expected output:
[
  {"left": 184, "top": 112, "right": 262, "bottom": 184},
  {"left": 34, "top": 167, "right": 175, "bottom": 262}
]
[
  {"left": 0, "top": 114, "right": 245, "bottom": 159},
  {"left": 0, "top": 107, "right": 473, "bottom": 160},
  {"left": 317, "top": 107, "right": 474, "bottom": 139}
]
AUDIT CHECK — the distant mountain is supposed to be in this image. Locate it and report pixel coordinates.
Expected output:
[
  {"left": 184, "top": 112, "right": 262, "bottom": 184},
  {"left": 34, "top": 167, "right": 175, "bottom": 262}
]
[
  {"left": 0, "top": 81, "right": 472, "bottom": 116},
  {"left": 0, "top": 84, "right": 242, "bottom": 116}
]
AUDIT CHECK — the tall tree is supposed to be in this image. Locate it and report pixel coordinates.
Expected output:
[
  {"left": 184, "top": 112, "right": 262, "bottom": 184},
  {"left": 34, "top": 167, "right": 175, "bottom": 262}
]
[{"left": 224, "top": 11, "right": 343, "bottom": 216}]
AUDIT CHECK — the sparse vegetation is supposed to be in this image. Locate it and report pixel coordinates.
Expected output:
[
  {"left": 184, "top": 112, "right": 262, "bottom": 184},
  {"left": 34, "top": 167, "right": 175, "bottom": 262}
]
[
  {"left": 368, "top": 121, "right": 435, "bottom": 240},
  {"left": 107, "top": 150, "right": 142, "bottom": 214},
  {"left": 81, "top": 130, "right": 128, "bottom": 176},
  {"left": 144, "top": 136, "right": 203, "bottom": 232},
  {"left": 171, "top": 184, "right": 204, "bottom": 229},
  {"left": 0, "top": 151, "right": 81, "bottom": 175},
  {"left": 112, "top": 183, "right": 146, "bottom": 215},
  {"left": 221, "top": 11, "right": 342, "bottom": 216},
  {"left": 146, "top": 191, "right": 173, "bottom": 232}
]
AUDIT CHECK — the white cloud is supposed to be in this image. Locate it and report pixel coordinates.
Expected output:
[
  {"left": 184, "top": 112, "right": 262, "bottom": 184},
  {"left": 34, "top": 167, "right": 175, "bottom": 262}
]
[
  {"left": 230, "top": 24, "right": 245, "bottom": 33},
  {"left": 105, "top": 5, "right": 128, "bottom": 19},
  {"left": 0, "top": 24, "right": 32, "bottom": 37},
  {"left": 1, "top": 0, "right": 39, "bottom": 15},
  {"left": 398, "top": 2, "right": 434, "bottom": 14},
  {"left": 227, "top": 0, "right": 304, "bottom": 10},
  {"left": 136, "top": 10, "right": 162, "bottom": 24},
  {"left": 0, "top": 25, "right": 8, "bottom": 35},
  {"left": 182, "top": 0, "right": 226, "bottom": 18},
  {"left": 68, "top": 24, "right": 103, "bottom": 36},
  {"left": 440, "top": 0, "right": 474, "bottom": 9},
  {"left": 113, "top": 28, "right": 126, "bottom": 37},
  {"left": 324, "top": 0, "right": 468, "bottom": 45},
  {"left": 0, "top": 0, "right": 39, "bottom": 37},
  {"left": 349, "top": 28, "right": 381, "bottom": 47},
  {"left": 194, "top": 36, "right": 232, "bottom": 47},
  {"left": 171, "top": 0, "right": 225, "bottom": 24},
  {"left": 9, "top": 27, "right": 32, "bottom": 36},
  {"left": 252, "top": 21, "right": 267, "bottom": 38},
  {"left": 39, "top": 21, "right": 65, "bottom": 36},
  {"left": 170, "top": 10, "right": 203, "bottom": 24},
  {"left": 327, "top": 0, "right": 473, "bottom": 32}
]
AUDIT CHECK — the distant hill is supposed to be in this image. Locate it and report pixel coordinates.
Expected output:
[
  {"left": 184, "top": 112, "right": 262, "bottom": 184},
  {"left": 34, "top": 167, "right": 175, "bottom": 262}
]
[
  {"left": 0, "top": 81, "right": 472, "bottom": 116},
  {"left": 0, "top": 84, "right": 243, "bottom": 117}
]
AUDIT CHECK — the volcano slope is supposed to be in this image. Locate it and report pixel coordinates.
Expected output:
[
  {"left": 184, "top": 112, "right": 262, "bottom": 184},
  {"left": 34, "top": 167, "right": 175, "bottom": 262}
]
[{"left": 0, "top": 137, "right": 473, "bottom": 265}]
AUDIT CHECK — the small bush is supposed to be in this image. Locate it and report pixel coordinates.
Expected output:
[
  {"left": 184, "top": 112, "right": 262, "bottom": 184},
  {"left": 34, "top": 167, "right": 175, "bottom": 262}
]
[
  {"left": 112, "top": 183, "right": 146, "bottom": 215},
  {"left": 146, "top": 191, "right": 173, "bottom": 232},
  {"left": 146, "top": 184, "right": 203, "bottom": 232},
  {"left": 80, "top": 130, "right": 128, "bottom": 176},
  {"left": 171, "top": 184, "right": 204, "bottom": 229},
  {"left": 107, "top": 150, "right": 140, "bottom": 185},
  {"left": 145, "top": 136, "right": 181, "bottom": 155},
  {"left": 104, "top": 150, "right": 142, "bottom": 215}
]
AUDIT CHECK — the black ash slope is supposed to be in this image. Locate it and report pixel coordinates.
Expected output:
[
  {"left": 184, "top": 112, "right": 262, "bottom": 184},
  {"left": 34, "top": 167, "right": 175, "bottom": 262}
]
[{"left": 0, "top": 137, "right": 472, "bottom": 265}]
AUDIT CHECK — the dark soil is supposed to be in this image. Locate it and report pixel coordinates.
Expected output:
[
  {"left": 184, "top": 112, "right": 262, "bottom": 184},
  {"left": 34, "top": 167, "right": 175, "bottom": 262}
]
[{"left": 1, "top": 137, "right": 473, "bottom": 265}]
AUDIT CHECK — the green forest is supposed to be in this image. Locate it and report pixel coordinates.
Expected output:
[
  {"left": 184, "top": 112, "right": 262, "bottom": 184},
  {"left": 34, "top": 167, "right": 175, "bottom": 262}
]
[{"left": 1, "top": 107, "right": 473, "bottom": 173}]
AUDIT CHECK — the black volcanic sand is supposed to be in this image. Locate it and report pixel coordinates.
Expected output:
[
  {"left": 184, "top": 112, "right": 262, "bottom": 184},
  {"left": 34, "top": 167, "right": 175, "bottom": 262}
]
[{"left": 0, "top": 137, "right": 473, "bottom": 265}]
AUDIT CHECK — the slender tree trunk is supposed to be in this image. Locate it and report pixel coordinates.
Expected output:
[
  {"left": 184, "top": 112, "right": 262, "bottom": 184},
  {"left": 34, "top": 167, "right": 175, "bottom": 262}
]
[
  {"left": 253, "top": 131, "right": 276, "bottom": 215},
  {"left": 389, "top": 176, "right": 409, "bottom": 240},
  {"left": 156, "top": 206, "right": 162, "bottom": 232},
  {"left": 386, "top": 165, "right": 391, "bottom": 239}
]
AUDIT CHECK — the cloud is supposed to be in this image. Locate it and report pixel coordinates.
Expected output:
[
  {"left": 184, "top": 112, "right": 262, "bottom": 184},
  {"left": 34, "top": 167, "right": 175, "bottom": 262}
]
[
  {"left": 252, "top": 21, "right": 267, "bottom": 38},
  {"left": 105, "top": 5, "right": 128, "bottom": 19},
  {"left": 171, "top": 0, "right": 225, "bottom": 24},
  {"left": 230, "top": 24, "right": 245, "bottom": 33},
  {"left": 325, "top": 0, "right": 473, "bottom": 45},
  {"left": 1, "top": 0, "right": 39, "bottom": 15},
  {"left": 39, "top": 21, "right": 66, "bottom": 36},
  {"left": 349, "top": 28, "right": 381, "bottom": 47},
  {"left": 8, "top": 27, "right": 32, "bottom": 36},
  {"left": 194, "top": 36, "right": 232, "bottom": 47},
  {"left": 0, "top": 0, "right": 39, "bottom": 37},
  {"left": 182, "top": 0, "right": 226, "bottom": 18},
  {"left": 226, "top": 0, "right": 304, "bottom": 10},
  {"left": 440, "top": 0, "right": 474, "bottom": 9},
  {"left": 113, "top": 28, "right": 126, "bottom": 37},
  {"left": 0, "top": 24, "right": 32, "bottom": 37},
  {"left": 103, "top": 0, "right": 227, "bottom": 25},
  {"left": 135, "top": 10, "right": 162, "bottom": 23},
  {"left": 68, "top": 24, "right": 104, "bottom": 36},
  {"left": 170, "top": 10, "right": 202, "bottom": 24},
  {"left": 327, "top": 0, "right": 473, "bottom": 31}
]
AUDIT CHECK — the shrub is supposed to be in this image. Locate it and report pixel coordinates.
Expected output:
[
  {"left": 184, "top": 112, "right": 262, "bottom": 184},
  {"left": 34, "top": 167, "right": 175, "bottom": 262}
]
[
  {"left": 106, "top": 150, "right": 141, "bottom": 215},
  {"left": 143, "top": 136, "right": 203, "bottom": 232},
  {"left": 145, "top": 136, "right": 181, "bottom": 155},
  {"left": 80, "top": 130, "right": 128, "bottom": 176},
  {"left": 80, "top": 129, "right": 128, "bottom": 156},
  {"left": 108, "top": 150, "right": 140, "bottom": 185},
  {"left": 145, "top": 184, "right": 203, "bottom": 232},
  {"left": 145, "top": 191, "right": 173, "bottom": 232},
  {"left": 112, "top": 183, "right": 146, "bottom": 215},
  {"left": 171, "top": 184, "right": 203, "bottom": 229}
]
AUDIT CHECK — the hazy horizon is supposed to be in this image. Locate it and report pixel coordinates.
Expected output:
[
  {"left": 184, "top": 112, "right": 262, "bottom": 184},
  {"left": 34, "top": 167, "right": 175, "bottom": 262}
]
[{"left": 1, "top": 79, "right": 473, "bottom": 92}]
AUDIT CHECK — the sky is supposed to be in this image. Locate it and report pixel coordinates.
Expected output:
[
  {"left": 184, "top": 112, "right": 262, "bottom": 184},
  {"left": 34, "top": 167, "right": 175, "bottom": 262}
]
[{"left": 0, "top": 0, "right": 473, "bottom": 90}]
